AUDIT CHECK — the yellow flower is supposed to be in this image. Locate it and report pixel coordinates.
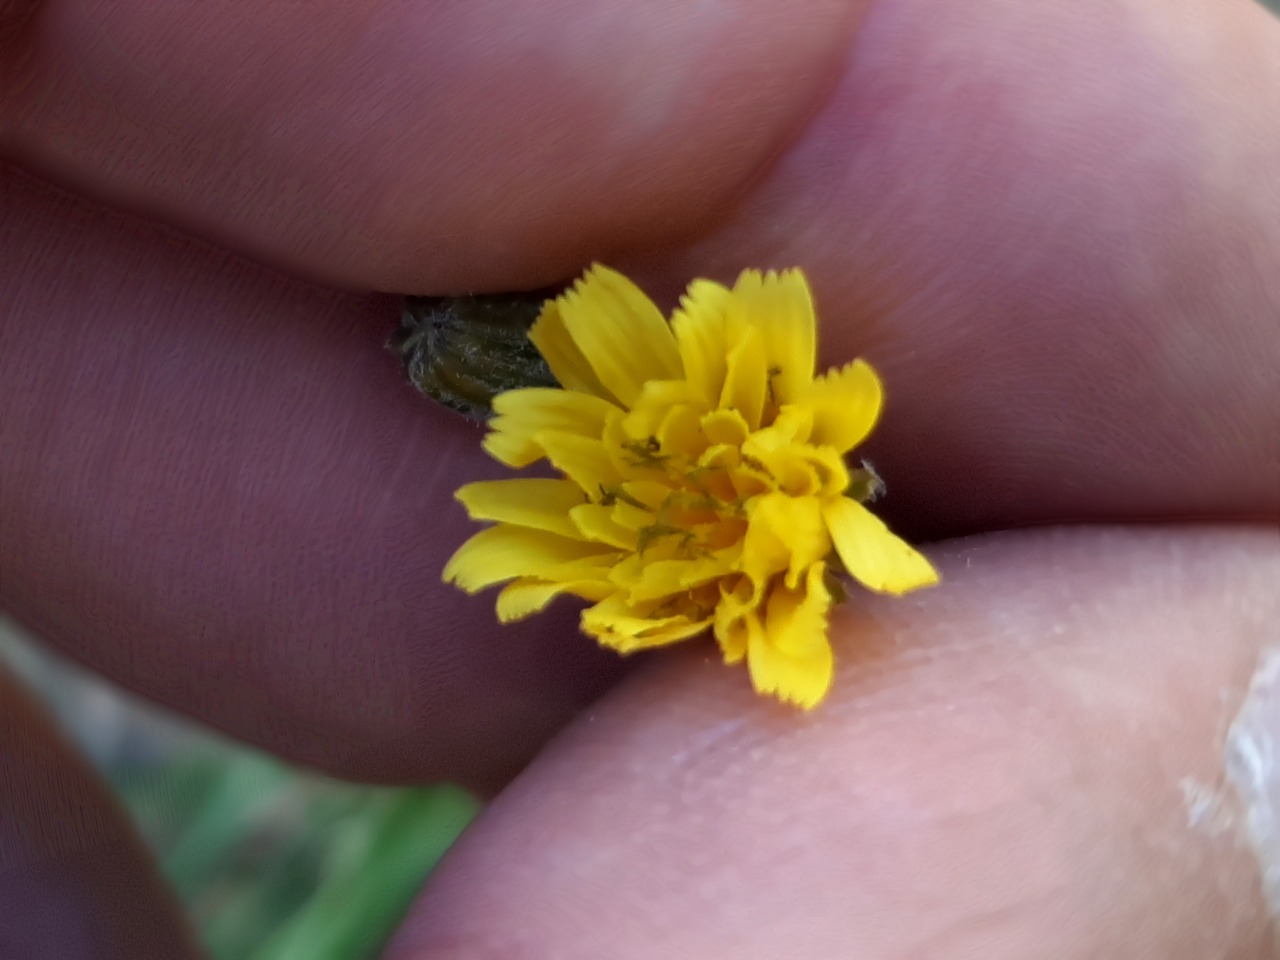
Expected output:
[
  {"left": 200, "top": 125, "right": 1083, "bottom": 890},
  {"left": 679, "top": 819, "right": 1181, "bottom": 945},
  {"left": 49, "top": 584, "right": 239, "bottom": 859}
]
[{"left": 443, "top": 265, "right": 938, "bottom": 709}]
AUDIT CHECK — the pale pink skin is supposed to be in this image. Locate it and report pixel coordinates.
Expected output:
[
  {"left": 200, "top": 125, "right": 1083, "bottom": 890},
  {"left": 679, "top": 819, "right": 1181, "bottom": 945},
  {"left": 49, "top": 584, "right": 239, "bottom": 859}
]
[{"left": 1, "top": 0, "right": 1278, "bottom": 955}]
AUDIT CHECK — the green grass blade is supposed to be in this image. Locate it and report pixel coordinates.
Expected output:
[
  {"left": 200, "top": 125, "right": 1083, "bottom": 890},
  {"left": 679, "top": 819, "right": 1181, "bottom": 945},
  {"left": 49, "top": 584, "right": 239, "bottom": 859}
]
[{"left": 250, "top": 786, "right": 477, "bottom": 960}]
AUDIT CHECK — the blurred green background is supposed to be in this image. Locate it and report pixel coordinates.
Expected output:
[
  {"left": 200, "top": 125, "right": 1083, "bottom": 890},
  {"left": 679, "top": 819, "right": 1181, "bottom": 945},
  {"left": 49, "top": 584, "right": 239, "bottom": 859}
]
[{"left": 0, "top": 617, "right": 478, "bottom": 960}]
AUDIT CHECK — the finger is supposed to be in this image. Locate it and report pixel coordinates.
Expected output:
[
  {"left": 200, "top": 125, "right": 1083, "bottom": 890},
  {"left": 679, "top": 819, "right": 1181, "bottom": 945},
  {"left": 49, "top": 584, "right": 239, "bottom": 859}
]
[
  {"left": 627, "top": 0, "right": 1280, "bottom": 535},
  {"left": 6, "top": 0, "right": 1277, "bottom": 535},
  {"left": 1, "top": 167, "right": 624, "bottom": 793},
  {"left": 0, "top": 664, "right": 202, "bottom": 959},
  {"left": 1, "top": 0, "right": 865, "bottom": 290},
  {"left": 387, "top": 526, "right": 1280, "bottom": 959}
]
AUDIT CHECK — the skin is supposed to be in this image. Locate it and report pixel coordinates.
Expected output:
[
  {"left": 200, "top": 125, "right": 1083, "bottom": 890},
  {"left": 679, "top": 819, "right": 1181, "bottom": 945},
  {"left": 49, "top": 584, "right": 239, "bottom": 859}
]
[
  {"left": 0, "top": 666, "right": 202, "bottom": 958},
  {"left": 0, "top": 0, "right": 1277, "bottom": 955}
]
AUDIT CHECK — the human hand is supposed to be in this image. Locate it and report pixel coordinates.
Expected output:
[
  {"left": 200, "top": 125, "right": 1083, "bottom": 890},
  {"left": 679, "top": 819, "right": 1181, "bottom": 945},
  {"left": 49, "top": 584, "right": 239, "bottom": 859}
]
[{"left": 2, "top": 0, "right": 1278, "bottom": 956}]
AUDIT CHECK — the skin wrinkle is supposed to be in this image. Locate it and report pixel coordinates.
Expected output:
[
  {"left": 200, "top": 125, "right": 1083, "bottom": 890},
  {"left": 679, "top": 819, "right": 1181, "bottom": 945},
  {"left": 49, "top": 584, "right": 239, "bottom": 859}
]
[{"left": 388, "top": 527, "right": 1279, "bottom": 960}]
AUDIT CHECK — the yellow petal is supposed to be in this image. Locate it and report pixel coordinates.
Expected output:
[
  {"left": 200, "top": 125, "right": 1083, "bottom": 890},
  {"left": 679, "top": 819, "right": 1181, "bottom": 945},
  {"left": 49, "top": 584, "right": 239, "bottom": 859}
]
[
  {"left": 484, "top": 388, "right": 619, "bottom": 468},
  {"left": 696, "top": 442, "right": 740, "bottom": 473},
  {"left": 719, "top": 325, "right": 768, "bottom": 430},
  {"left": 618, "top": 480, "right": 672, "bottom": 510},
  {"left": 581, "top": 593, "right": 711, "bottom": 653},
  {"left": 528, "top": 299, "right": 616, "bottom": 401},
  {"left": 609, "top": 499, "right": 657, "bottom": 532},
  {"left": 570, "top": 503, "right": 639, "bottom": 549},
  {"left": 456, "top": 479, "right": 586, "bottom": 538},
  {"left": 657, "top": 400, "right": 708, "bottom": 461},
  {"left": 496, "top": 578, "right": 616, "bottom": 623},
  {"left": 752, "top": 404, "right": 814, "bottom": 447},
  {"left": 672, "top": 279, "right": 733, "bottom": 406},
  {"left": 741, "top": 492, "right": 830, "bottom": 590},
  {"left": 556, "top": 265, "right": 682, "bottom": 408},
  {"left": 799, "top": 359, "right": 883, "bottom": 453},
  {"left": 713, "top": 574, "right": 762, "bottom": 665},
  {"left": 729, "top": 269, "right": 817, "bottom": 405},
  {"left": 539, "top": 554, "right": 621, "bottom": 582},
  {"left": 536, "top": 430, "right": 624, "bottom": 493},
  {"left": 715, "top": 618, "right": 749, "bottom": 665},
  {"left": 764, "top": 562, "right": 832, "bottom": 658},
  {"left": 804, "top": 445, "right": 851, "bottom": 499},
  {"left": 747, "top": 564, "right": 834, "bottom": 709},
  {"left": 728, "top": 466, "right": 772, "bottom": 501},
  {"left": 741, "top": 408, "right": 819, "bottom": 496},
  {"left": 496, "top": 579, "right": 562, "bottom": 621},
  {"left": 624, "top": 553, "right": 737, "bottom": 605},
  {"left": 619, "top": 379, "right": 709, "bottom": 461},
  {"left": 755, "top": 445, "right": 821, "bottom": 497},
  {"left": 601, "top": 617, "right": 712, "bottom": 653},
  {"left": 822, "top": 496, "right": 940, "bottom": 595},
  {"left": 700, "top": 408, "right": 750, "bottom": 447},
  {"left": 619, "top": 558, "right": 691, "bottom": 604},
  {"left": 442, "top": 524, "right": 616, "bottom": 593},
  {"left": 712, "top": 574, "right": 756, "bottom": 665}
]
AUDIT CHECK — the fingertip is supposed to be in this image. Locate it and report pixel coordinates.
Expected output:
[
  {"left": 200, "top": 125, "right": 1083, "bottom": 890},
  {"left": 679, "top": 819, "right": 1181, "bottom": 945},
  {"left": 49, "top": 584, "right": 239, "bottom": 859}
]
[{"left": 387, "top": 526, "right": 1279, "bottom": 959}]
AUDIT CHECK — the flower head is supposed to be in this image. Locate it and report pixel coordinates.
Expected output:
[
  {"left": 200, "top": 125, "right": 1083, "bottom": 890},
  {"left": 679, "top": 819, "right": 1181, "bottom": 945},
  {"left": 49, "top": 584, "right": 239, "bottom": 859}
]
[{"left": 443, "top": 265, "right": 938, "bottom": 708}]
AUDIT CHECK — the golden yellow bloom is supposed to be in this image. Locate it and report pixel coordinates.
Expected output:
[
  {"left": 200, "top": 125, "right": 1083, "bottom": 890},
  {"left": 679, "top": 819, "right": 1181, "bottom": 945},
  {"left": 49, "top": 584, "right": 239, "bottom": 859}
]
[{"left": 443, "top": 265, "right": 938, "bottom": 708}]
